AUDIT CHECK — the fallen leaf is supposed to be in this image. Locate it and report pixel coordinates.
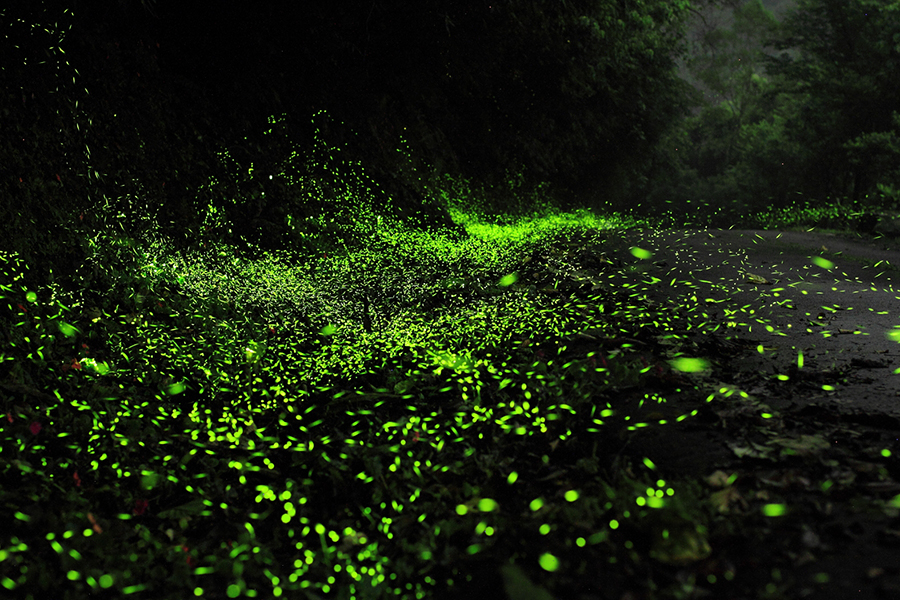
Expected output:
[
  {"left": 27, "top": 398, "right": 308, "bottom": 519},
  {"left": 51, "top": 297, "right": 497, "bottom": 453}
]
[
  {"left": 744, "top": 272, "right": 770, "bottom": 284},
  {"left": 706, "top": 470, "right": 734, "bottom": 488},
  {"left": 709, "top": 487, "right": 745, "bottom": 514}
]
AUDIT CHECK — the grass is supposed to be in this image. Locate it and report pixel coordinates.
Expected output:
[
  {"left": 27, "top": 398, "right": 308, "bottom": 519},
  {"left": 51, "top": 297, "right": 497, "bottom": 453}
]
[{"left": 1, "top": 187, "right": 897, "bottom": 600}]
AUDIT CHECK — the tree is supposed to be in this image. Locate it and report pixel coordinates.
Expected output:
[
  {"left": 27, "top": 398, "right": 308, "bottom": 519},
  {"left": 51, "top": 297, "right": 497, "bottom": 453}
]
[
  {"left": 682, "top": 0, "right": 781, "bottom": 167},
  {"left": 635, "top": 0, "right": 789, "bottom": 222},
  {"left": 147, "top": 0, "right": 698, "bottom": 212},
  {"left": 764, "top": 0, "right": 900, "bottom": 204}
]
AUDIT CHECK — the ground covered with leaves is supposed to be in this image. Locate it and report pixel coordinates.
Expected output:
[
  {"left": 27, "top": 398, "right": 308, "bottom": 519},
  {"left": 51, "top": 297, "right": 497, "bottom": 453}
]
[{"left": 2, "top": 204, "right": 900, "bottom": 600}]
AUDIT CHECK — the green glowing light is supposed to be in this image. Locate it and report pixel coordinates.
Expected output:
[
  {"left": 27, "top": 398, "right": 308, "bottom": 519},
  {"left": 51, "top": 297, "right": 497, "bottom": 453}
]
[
  {"left": 668, "top": 357, "right": 709, "bottom": 373},
  {"left": 477, "top": 498, "right": 499, "bottom": 512},
  {"left": 58, "top": 321, "right": 80, "bottom": 337},
  {"left": 538, "top": 553, "right": 559, "bottom": 572},
  {"left": 811, "top": 256, "right": 834, "bottom": 270},
  {"left": 499, "top": 273, "right": 518, "bottom": 286}
]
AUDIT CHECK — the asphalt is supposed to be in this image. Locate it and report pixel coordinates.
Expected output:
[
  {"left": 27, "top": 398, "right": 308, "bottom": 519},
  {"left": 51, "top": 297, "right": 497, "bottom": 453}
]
[{"left": 595, "top": 226, "right": 900, "bottom": 418}]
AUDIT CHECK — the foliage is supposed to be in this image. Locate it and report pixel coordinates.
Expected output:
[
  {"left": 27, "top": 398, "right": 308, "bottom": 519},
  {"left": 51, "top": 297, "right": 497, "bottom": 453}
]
[
  {"left": 637, "top": 0, "right": 900, "bottom": 226},
  {"left": 763, "top": 0, "right": 900, "bottom": 203},
  {"left": 0, "top": 3, "right": 469, "bottom": 297},
  {"left": 5, "top": 3, "right": 900, "bottom": 596},
  {"left": 7, "top": 171, "right": 897, "bottom": 597},
  {"left": 0, "top": 2, "right": 220, "bottom": 290},
  {"left": 67, "top": 0, "right": 698, "bottom": 214},
  {"left": 0, "top": 200, "right": 722, "bottom": 599}
]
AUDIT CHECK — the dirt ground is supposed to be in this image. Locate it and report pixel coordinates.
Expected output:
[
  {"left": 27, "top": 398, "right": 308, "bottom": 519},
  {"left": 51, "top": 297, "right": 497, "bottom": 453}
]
[{"left": 556, "top": 225, "right": 900, "bottom": 599}]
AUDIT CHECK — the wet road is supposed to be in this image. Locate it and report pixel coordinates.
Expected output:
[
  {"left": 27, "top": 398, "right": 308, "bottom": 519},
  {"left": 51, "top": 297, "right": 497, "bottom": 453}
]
[{"left": 597, "top": 227, "right": 900, "bottom": 417}]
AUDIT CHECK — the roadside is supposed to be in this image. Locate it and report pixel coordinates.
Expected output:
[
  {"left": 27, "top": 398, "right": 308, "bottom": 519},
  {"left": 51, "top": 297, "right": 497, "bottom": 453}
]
[{"left": 557, "top": 225, "right": 900, "bottom": 599}]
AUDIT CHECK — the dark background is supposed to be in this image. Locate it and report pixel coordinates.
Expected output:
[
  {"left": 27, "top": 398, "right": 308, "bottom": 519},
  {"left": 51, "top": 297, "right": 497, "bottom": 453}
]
[{"left": 2, "top": 0, "right": 899, "bottom": 285}]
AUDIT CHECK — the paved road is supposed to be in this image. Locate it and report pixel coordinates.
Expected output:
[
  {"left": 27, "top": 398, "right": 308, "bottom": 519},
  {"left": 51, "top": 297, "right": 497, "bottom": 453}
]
[{"left": 596, "top": 227, "right": 900, "bottom": 417}]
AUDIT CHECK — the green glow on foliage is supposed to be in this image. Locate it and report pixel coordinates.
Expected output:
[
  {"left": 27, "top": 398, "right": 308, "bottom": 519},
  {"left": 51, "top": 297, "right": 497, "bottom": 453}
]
[
  {"left": 82, "top": 358, "right": 111, "bottom": 375},
  {"left": 58, "top": 321, "right": 80, "bottom": 337},
  {"left": 3, "top": 102, "right": 879, "bottom": 598},
  {"left": 141, "top": 471, "right": 160, "bottom": 490},
  {"left": 165, "top": 381, "right": 186, "bottom": 395}
]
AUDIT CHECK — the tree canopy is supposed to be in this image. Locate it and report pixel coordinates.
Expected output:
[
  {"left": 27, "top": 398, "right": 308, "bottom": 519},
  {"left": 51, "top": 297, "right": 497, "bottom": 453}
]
[
  {"left": 638, "top": 0, "right": 900, "bottom": 225},
  {"left": 130, "top": 0, "right": 697, "bottom": 209}
]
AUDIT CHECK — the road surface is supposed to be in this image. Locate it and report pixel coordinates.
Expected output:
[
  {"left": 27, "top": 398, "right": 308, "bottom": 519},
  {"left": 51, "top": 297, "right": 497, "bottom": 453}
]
[{"left": 596, "top": 226, "right": 900, "bottom": 418}]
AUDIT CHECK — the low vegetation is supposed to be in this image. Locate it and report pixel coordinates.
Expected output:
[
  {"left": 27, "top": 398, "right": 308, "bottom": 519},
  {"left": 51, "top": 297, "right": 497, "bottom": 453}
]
[{"left": 1, "top": 185, "right": 898, "bottom": 600}]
